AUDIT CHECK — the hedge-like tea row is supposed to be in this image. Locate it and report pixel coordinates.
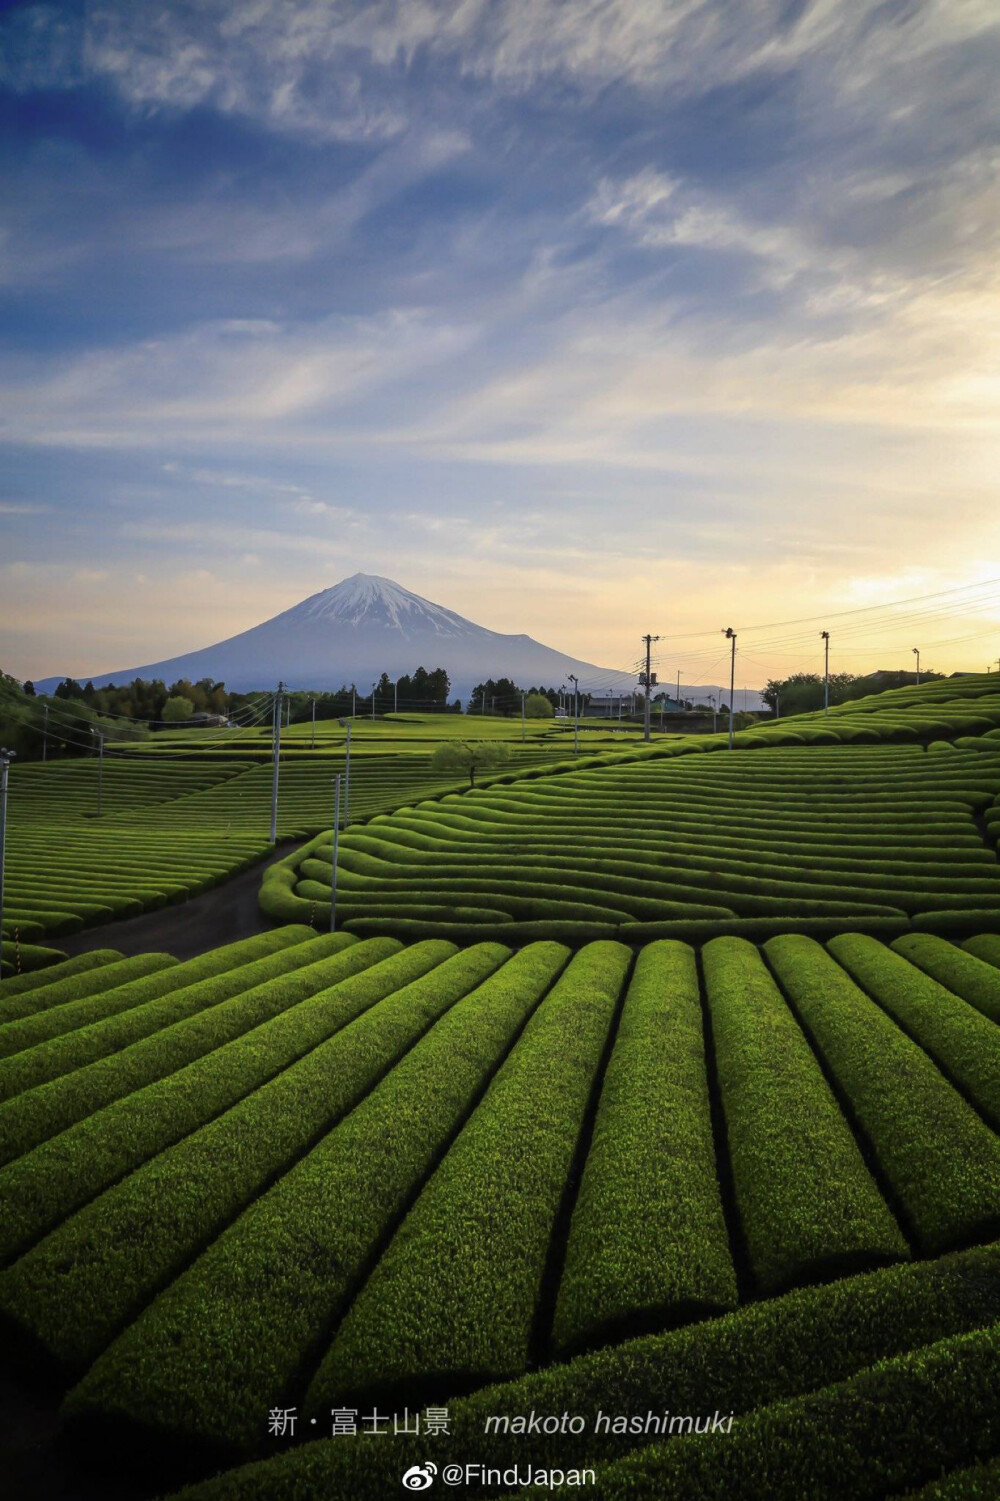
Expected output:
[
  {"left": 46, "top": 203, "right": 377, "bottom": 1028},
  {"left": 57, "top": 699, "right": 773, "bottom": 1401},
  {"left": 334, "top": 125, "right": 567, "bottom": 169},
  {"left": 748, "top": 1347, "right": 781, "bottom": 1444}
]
[
  {"left": 905, "top": 1456, "right": 1000, "bottom": 1499},
  {"left": 703, "top": 937, "right": 905, "bottom": 1292},
  {"left": 304, "top": 942, "right": 630, "bottom": 1421},
  {"left": 0, "top": 942, "right": 512, "bottom": 1374},
  {"left": 0, "top": 931, "right": 361, "bottom": 1162},
  {"left": 551, "top": 941, "right": 737, "bottom": 1355},
  {"left": 65, "top": 941, "right": 573, "bottom": 1454},
  {"left": 0, "top": 937, "right": 424, "bottom": 1264},
  {"left": 570, "top": 1321, "right": 1000, "bottom": 1500},
  {"left": 336, "top": 913, "right": 913, "bottom": 948},
  {"left": 964, "top": 935, "right": 1000, "bottom": 970},
  {"left": 274, "top": 743, "right": 1000, "bottom": 942},
  {"left": 0, "top": 939, "right": 64, "bottom": 978},
  {"left": 0, "top": 927, "right": 317, "bottom": 1103},
  {"left": 6, "top": 820, "right": 271, "bottom": 936},
  {"left": 765, "top": 936, "right": 1000, "bottom": 1253},
  {"left": 0, "top": 950, "right": 123, "bottom": 1007},
  {"left": 827, "top": 935, "right": 1000, "bottom": 1133},
  {"left": 890, "top": 934, "right": 1000, "bottom": 1024},
  {"left": 0, "top": 952, "right": 179, "bottom": 1033},
  {"left": 161, "top": 1238, "right": 1000, "bottom": 1501},
  {"left": 0, "top": 926, "right": 310, "bottom": 1066}
]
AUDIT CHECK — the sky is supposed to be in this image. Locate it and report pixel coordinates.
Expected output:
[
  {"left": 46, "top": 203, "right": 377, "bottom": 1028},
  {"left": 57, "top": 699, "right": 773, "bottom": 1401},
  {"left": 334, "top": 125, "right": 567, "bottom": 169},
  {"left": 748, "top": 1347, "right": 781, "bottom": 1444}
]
[{"left": 2, "top": 0, "right": 1000, "bottom": 691}]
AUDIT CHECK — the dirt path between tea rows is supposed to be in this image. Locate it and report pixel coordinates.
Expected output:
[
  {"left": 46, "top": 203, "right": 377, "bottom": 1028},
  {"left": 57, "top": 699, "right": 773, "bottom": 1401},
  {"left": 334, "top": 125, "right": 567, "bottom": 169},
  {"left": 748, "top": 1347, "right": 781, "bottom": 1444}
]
[{"left": 54, "top": 840, "right": 301, "bottom": 962}]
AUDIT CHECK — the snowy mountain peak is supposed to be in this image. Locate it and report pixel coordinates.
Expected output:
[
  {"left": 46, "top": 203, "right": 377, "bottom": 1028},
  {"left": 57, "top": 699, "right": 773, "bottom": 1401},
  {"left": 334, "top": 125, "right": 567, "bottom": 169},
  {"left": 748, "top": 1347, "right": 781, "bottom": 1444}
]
[{"left": 297, "top": 574, "right": 472, "bottom": 637}]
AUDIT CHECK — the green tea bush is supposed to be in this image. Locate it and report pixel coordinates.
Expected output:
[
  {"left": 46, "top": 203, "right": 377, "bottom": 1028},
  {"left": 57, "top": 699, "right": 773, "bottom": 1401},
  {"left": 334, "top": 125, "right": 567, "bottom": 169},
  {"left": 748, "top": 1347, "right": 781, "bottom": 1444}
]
[
  {"left": 552, "top": 941, "right": 737, "bottom": 1354},
  {"left": 890, "top": 934, "right": 1000, "bottom": 1023},
  {"left": 66, "top": 943, "right": 572, "bottom": 1454},
  {"left": 767, "top": 935, "right": 1000, "bottom": 1253},
  {"left": 1, "top": 943, "right": 510, "bottom": 1374},
  {"left": 161, "top": 1240, "right": 1000, "bottom": 1501},
  {"left": 0, "top": 937, "right": 421, "bottom": 1261},
  {"left": 827, "top": 935, "right": 1000, "bottom": 1133},
  {"left": 0, "top": 950, "right": 123, "bottom": 1002},
  {"left": 703, "top": 937, "right": 904, "bottom": 1292}
]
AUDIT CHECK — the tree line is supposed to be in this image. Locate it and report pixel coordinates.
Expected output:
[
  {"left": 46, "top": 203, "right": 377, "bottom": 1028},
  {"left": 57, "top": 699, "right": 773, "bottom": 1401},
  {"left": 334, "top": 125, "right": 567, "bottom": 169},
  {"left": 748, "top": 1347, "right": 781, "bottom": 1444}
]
[{"left": 761, "top": 668, "right": 944, "bottom": 717}]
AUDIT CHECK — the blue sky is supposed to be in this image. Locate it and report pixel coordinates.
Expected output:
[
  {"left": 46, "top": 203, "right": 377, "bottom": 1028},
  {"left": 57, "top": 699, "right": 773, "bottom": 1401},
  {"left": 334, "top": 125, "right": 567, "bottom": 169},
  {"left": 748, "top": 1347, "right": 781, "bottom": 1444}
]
[{"left": 3, "top": 0, "right": 1000, "bottom": 688}]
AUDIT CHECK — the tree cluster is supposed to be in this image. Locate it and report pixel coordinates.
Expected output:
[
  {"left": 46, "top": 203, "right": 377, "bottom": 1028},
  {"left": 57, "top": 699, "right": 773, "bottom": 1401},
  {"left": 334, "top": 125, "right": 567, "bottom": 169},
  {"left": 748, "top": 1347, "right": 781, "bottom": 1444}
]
[
  {"left": 467, "top": 681, "right": 585, "bottom": 716},
  {"left": 290, "top": 666, "right": 454, "bottom": 722},
  {"left": 761, "top": 668, "right": 944, "bottom": 717},
  {"left": 54, "top": 676, "right": 228, "bottom": 722}
]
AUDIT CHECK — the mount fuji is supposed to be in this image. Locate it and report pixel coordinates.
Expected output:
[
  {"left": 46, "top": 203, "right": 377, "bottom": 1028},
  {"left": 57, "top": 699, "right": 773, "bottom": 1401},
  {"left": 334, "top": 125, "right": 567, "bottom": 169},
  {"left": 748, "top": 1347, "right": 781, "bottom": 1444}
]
[{"left": 37, "top": 574, "right": 633, "bottom": 701}]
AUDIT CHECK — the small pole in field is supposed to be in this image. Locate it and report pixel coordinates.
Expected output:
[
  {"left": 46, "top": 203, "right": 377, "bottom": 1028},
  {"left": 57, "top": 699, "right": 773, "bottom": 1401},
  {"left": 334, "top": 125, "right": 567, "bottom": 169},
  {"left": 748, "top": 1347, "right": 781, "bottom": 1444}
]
[
  {"left": 521, "top": 691, "right": 525, "bottom": 742},
  {"left": 330, "top": 773, "right": 341, "bottom": 933},
  {"left": 310, "top": 696, "right": 316, "bottom": 751},
  {"left": 723, "top": 628, "right": 737, "bottom": 749},
  {"left": 371, "top": 682, "right": 376, "bottom": 721},
  {"left": 269, "top": 683, "right": 284, "bottom": 843},
  {"left": 568, "top": 674, "right": 579, "bottom": 755},
  {"left": 912, "top": 647, "right": 921, "bottom": 685},
  {"left": 641, "top": 634, "right": 661, "bottom": 743},
  {"left": 338, "top": 718, "right": 352, "bottom": 826},
  {"left": 394, "top": 680, "right": 398, "bottom": 714},
  {"left": 91, "top": 728, "right": 104, "bottom": 816},
  {"left": 42, "top": 703, "right": 48, "bottom": 762},
  {"left": 821, "top": 630, "right": 830, "bottom": 713}
]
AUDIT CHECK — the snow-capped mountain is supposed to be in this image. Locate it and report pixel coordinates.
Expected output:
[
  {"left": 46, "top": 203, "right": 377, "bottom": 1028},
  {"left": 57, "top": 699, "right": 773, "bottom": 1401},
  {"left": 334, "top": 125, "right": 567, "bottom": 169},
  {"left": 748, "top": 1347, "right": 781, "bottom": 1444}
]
[{"left": 35, "top": 574, "right": 633, "bottom": 701}]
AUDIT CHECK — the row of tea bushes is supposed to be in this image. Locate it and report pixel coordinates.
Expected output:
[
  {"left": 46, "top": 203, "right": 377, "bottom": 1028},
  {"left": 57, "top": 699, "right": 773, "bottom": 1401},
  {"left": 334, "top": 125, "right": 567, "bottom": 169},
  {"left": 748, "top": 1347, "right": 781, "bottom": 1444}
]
[{"left": 3, "top": 929, "right": 1000, "bottom": 1472}]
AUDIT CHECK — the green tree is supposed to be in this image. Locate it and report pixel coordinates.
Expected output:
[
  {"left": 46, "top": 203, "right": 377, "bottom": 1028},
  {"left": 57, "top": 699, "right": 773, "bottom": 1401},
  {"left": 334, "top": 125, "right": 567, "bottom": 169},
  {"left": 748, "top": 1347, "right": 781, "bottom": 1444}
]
[
  {"left": 430, "top": 740, "right": 511, "bottom": 788},
  {"left": 762, "top": 672, "right": 858, "bottom": 717},
  {"left": 163, "top": 695, "right": 195, "bottom": 723},
  {"left": 524, "top": 692, "right": 554, "bottom": 719}
]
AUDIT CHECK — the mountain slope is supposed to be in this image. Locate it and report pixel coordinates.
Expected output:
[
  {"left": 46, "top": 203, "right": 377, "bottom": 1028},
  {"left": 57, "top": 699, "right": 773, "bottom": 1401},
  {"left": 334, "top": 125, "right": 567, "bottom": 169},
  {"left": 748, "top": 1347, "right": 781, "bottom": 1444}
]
[{"left": 35, "top": 575, "right": 624, "bottom": 700}]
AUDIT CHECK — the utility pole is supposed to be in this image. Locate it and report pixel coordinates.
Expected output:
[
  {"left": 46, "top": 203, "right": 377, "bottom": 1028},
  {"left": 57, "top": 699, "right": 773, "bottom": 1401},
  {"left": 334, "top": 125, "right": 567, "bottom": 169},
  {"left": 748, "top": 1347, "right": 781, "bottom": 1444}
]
[
  {"left": 821, "top": 630, "right": 830, "bottom": 714},
  {"left": 329, "top": 774, "right": 341, "bottom": 933},
  {"left": 286, "top": 697, "right": 291, "bottom": 729},
  {"left": 310, "top": 696, "right": 316, "bottom": 751},
  {"left": 42, "top": 703, "right": 48, "bottom": 762},
  {"left": 912, "top": 647, "right": 921, "bottom": 685},
  {"left": 775, "top": 686, "right": 781, "bottom": 720},
  {"left": 723, "top": 628, "right": 737, "bottom": 749},
  {"left": 521, "top": 691, "right": 525, "bottom": 743},
  {"left": 270, "top": 682, "right": 284, "bottom": 843},
  {"left": 0, "top": 748, "right": 13, "bottom": 974},
  {"left": 352, "top": 686, "right": 356, "bottom": 717},
  {"left": 709, "top": 694, "right": 718, "bottom": 734},
  {"left": 91, "top": 727, "right": 104, "bottom": 817},
  {"left": 676, "top": 669, "right": 680, "bottom": 707},
  {"left": 394, "top": 680, "right": 398, "bottom": 714},
  {"left": 338, "top": 718, "right": 352, "bottom": 826},
  {"left": 568, "top": 674, "right": 579, "bottom": 755},
  {"left": 371, "top": 682, "right": 376, "bottom": 721},
  {"left": 641, "top": 634, "right": 661, "bottom": 743}
]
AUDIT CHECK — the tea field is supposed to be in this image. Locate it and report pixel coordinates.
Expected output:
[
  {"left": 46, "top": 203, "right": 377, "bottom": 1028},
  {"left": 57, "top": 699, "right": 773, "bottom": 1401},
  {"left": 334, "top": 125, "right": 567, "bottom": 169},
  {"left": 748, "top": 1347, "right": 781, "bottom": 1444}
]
[
  {"left": 0, "top": 730, "right": 568, "bottom": 971},
  {"left": 3, "top": 925, "right": 1000, "bottom": 1499},
  {"left": 6, "top": 683, "right": 1000, "bottom": 1499},
  {"left": 269, "top": 742, "right": 1000, "bottom": 944}
]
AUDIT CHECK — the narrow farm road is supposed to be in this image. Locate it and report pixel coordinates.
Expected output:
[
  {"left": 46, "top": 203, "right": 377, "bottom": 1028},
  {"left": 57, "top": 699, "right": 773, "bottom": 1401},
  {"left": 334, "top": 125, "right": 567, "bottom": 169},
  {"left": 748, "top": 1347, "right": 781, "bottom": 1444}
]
[{"left": 55, "top": 840, "right": 302, "bottom": 962}]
